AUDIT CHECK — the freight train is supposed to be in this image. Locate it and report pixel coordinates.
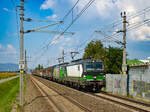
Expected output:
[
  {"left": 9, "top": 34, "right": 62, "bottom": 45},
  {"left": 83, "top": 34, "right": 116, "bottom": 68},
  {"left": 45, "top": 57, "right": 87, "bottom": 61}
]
[{"left": 33, "top": 58, "right": 105, "bottom": 91}]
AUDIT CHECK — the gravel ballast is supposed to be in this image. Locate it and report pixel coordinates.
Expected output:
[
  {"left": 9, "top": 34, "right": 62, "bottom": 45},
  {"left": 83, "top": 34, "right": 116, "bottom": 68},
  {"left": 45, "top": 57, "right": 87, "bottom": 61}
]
[
  {"left": 24, "top": 75, "right": 55, "bottom": 112},
  {"left": 34, "top": 75, "right": 133, "bottom": 112}
]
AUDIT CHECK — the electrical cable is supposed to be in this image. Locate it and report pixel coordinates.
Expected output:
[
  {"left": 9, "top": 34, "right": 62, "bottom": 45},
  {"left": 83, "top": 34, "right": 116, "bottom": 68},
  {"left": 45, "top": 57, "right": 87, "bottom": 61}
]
[{"left": 32, "top": 0, "right": 96, "bottom": 67}]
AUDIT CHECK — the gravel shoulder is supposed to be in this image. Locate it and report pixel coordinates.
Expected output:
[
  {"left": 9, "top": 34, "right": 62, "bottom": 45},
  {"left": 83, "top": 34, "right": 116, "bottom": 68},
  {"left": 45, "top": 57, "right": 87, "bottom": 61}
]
[{"left": 24, "top": 75, "right": 55, "bottom": 112}]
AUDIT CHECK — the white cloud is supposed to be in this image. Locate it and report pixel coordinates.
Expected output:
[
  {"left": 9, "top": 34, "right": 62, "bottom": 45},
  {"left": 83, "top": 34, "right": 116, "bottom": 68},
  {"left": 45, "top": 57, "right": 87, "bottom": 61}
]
[
  {"left": 3, "top": 8, "right": 9, "bottom": 12},
  {"left": 95, "top": 0, "right": 116, "bottom": 17},
  {"left": 50, "top": 35, "right": 72, "bottom": 46},
  {"left": 5, "top": 44, "right": 17, "bottom": 54},
  {"left": 130, "top": 24, "right": 150, "bottom": 41},
  {"left": 50, "top": 35, "right": 62, "bottom": 45},
  {"left": 7, "top": 44, "right": 13, "bottom": 49},
  {"left": 46, "top": 14, "right": 57, "bottom": 19},
  {"left": 40, "top": 0, "right": 56, "bottom": 10},
  {"left": 51, "top": 14, "right": 57, "bottom": 18},
  {"left": 69, "top": 0, "right": 150, "bottom": 41},
  {"left": 2, "top": 8, "right": 15, "bottom": 13},
  {"left": 0, "top": 44, "right": 17, "bottom": 56}
]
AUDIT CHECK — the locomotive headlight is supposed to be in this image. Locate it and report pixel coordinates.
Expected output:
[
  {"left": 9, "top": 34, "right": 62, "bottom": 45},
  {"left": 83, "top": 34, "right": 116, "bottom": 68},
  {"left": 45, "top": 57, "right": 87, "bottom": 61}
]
[
  {"left": 83, "top": 75, "right": 86, "bottom": 78},
  {"left": 94, "top": 76, "right": 96, "bottom": 79}
]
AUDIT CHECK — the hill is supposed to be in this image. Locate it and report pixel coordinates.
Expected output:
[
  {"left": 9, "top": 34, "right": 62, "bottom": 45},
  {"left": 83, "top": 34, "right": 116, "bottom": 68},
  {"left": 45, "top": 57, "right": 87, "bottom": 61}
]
[
  {"left": 127, "top": 59, "right": 144, "bottom": 66},
  {"left": 0, "top": 63, "right": 19, "bottom": 71}
]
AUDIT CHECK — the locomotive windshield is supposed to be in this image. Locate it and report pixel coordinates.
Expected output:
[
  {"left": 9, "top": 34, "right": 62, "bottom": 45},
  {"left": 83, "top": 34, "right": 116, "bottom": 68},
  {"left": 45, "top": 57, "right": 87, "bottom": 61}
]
[
  {"left": 85, "top": 62, "right": 94, "bottom": 71},
  {"left": 85, "top": 62, "right": 103, "bottom": 71},
  {"left": 95, "top": 62, "right": 103, "bottom": 70}
]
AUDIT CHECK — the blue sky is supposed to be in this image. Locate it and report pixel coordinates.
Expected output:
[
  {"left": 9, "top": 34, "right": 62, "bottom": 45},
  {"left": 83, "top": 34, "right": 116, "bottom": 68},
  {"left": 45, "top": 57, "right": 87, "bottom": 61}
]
[{"left": 0, "top": 0, "right": 150, "bottom": 69}]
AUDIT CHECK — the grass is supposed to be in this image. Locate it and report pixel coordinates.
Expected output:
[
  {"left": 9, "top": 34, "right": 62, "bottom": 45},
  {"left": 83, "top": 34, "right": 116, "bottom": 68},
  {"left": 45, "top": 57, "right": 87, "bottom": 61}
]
[
  {"left": 0, "top": 77, "right": 19, "bottom": 112},
  {"left": 0, "top": 73, "right": 18, "bottom": 80},
  {"left": 127, "top": 59, "right": 144, "bottom": 66}
]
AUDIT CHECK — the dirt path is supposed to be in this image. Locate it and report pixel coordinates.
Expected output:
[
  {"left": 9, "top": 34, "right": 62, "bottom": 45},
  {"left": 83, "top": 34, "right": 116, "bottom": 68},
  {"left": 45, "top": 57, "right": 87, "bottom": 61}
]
[
  {"left": 24, "top": 75, "right": 55, "bottom": 112},
  {"left": 0, "top": 75, "right": 19, "bottom": 83}
]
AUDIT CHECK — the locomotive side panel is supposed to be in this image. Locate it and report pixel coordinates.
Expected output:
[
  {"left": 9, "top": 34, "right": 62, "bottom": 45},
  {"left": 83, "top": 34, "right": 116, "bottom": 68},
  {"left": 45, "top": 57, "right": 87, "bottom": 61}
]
[{"left": 66, "top": 64, "right": 83, "bottom": 78}]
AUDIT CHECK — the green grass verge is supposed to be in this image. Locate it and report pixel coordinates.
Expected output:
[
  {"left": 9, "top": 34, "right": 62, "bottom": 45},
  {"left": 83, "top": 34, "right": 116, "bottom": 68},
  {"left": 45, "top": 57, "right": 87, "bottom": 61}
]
[
  {"left": 127, "top": 59, "right": 144, "bottom": 66},
  {"left": 0, "top": 77, "right": 19, "bottom": 112}
]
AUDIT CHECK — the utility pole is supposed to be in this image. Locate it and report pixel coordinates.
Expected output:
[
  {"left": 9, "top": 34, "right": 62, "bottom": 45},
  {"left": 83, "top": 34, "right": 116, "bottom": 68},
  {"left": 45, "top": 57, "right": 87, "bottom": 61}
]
[
  {"left": 25, "top": 50, "right": 27, "bottom": 73},
  {"left": 19, "top": 0, "right": 24, "bottom": 108},
  {"left": 60, "top": 50, "right": 65, "bottom": 75},
  {"left": 121, "top": 11, "right": 127, "bottom": 96},
  {"left": 62, "top": 50, "right": 65, "bottom": 63},
  {"left": 121, "top": 12, "right": 127, "bottom": 75}
]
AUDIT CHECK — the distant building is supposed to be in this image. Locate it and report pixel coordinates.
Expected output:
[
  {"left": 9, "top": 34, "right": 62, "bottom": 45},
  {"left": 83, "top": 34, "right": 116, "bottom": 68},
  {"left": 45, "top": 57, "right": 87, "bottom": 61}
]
[
  {"left": 140, "top": 60, "right": 149, "bottom": 63},
  {"left": 139, "top": 57, "right": 150, "bottom": 64}
]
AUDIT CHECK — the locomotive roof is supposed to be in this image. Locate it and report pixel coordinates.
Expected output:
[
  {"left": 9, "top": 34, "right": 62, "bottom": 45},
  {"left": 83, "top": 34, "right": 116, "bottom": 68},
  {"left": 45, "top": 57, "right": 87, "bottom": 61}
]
[
  {"left": 53, "top": 62, "right": 69, "bottom": 67},
  {"left": 69, "top": 58, "right": 102, "bottom": 65},
  {"left": 45, "top": 59, "right": 103, "bottom": 68}
]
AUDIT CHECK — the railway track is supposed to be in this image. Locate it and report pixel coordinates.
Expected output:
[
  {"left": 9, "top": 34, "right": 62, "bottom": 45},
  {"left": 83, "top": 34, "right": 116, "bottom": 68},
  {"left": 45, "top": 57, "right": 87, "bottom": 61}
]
[
  {"left": 101, "top": 91, "right": 150, "bottom": 107},
  {"left": 92, "top": 93, "right": 150, "bottom": 112},
  {"left": 31, "top": 76, "right": 91, "bottom": 112},
  {"left": 32, "top": 75, "right": 150, "bottom": 112}
]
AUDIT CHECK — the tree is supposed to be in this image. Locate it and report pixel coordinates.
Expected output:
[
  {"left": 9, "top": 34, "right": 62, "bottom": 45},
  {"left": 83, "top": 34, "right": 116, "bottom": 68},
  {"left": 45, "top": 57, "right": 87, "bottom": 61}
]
[
  {"left": 106, "top": 46, "right": 123, "bottom": 74},
  {"left": 83, "top": 40, "right": 105, "bottom": 60},
  {"left": 35, "top": 64, "right": 44, "bottom": 71},
  {"left": 83, "top": 40, "right": 107, "bottom": 71},
  {"left": 83, "top": 40, "right": 123, "bottom": 74}
]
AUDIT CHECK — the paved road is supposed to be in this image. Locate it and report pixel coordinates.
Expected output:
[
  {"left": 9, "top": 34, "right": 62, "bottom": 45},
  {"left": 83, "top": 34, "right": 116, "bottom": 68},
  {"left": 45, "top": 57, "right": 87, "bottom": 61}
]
[{"left": 0, "top": 75, "right": 19, "bottom": 83}]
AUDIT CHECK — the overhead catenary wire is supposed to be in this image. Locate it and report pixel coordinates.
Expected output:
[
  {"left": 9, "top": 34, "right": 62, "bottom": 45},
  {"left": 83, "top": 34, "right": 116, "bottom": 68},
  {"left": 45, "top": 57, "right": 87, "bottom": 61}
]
[
  {"left": 95, "top": 18, "right": 150, "bottom": 46},
  {"left": 101, "top": 6, "right": 150, "bottom": 29},
  {"left": 46, "top": 0, "right": 96, "bottom": 48},
  {"left": 32, "top": 4, "right": 150, "bottom": 67},
  {"left": 68, "top": 6, "right": 150, "bottom": 59},
  {"left": 62, "top": 0, "right": 80, "bottom": 21},
  {"left": 67, "top": 6, "right": 150, "bottom": 59},
  {"left": 32, "top": 0, "right": 96, "bottom": 67},
  {"left": 30, "top": 0, "right": 81, "bottom": 64},
  {"left": 38, "top": 0, "right": 95, "bottom": 54}
]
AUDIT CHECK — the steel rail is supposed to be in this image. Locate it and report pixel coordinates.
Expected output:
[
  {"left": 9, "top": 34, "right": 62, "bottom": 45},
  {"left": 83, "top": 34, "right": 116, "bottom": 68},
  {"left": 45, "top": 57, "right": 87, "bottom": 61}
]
[
  {"left": 33, "top": 75, "right": 92, "bottom": 112},
  {"left": 30, "top": 76, "right": 64, "bottom": 112},
  {"left": 91, "top": 93, "right": 150, "bottom": 112}
]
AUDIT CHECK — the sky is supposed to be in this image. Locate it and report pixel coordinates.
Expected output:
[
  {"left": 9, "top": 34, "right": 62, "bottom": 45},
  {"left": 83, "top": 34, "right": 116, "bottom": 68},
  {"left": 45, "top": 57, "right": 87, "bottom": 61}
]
[{"left": 0, "top": 0, "right": 150, "bottom": 69}]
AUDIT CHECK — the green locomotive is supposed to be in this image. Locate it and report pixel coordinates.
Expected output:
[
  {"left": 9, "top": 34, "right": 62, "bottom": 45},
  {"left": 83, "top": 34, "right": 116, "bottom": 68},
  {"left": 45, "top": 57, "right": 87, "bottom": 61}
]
[{"left": 35, "top": 58, "right": 105, "bottom": 91}]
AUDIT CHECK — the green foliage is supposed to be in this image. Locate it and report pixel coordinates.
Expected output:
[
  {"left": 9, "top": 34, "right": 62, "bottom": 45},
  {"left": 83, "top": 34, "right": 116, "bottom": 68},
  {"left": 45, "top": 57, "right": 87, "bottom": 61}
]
[
  {"left": 83, "top": 40, "right": 105, "bottom": 60},
  {"left": 127, "top": 59, "right": 144, "bottom": 66},
  {"left": 83, "top": 40, "right": 123, "bottom": 74},
  {"left": 35, "top": 64, "right": 44, "bottom": 71},
  {"left": 106, "top": 46, "right": 123, "bottom": 74},
  {"left": 0, "top": 78, "right": 19, "bottom": 112}
]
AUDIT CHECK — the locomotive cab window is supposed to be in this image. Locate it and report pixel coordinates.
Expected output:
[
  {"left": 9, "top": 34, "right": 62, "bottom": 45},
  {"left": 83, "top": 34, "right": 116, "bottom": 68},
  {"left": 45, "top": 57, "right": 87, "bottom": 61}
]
[
  {"left": 95, "top": 62, "right": 103, "bottom": 70},
  {"left": 85, "top": 62, "right": 94, "bottom": 71},
  {"left": 85, "top": 61, "right": 103, "bottom": 71}
]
